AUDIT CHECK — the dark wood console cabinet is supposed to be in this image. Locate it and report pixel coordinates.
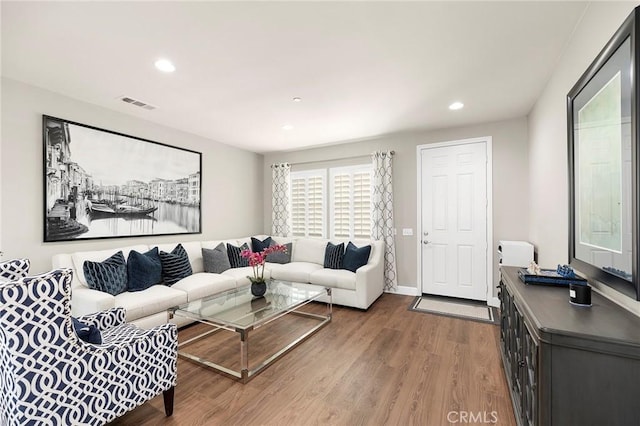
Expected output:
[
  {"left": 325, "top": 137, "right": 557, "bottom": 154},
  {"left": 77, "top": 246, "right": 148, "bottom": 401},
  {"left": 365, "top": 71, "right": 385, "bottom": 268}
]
[{"left": 499, "top": 267, "right": 640, "bottom": 425}]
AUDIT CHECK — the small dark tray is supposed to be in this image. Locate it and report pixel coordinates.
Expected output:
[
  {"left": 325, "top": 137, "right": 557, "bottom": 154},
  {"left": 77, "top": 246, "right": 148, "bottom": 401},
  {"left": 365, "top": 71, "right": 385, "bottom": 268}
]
[{"left": 518, "top": 268, "right": 588, "bottom": 287}]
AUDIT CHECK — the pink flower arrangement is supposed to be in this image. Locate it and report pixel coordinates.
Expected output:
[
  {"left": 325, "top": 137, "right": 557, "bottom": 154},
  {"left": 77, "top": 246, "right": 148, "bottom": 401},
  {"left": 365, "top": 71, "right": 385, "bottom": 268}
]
[{"left": 241, "top": 244, "right": 287, "bottom": 283}]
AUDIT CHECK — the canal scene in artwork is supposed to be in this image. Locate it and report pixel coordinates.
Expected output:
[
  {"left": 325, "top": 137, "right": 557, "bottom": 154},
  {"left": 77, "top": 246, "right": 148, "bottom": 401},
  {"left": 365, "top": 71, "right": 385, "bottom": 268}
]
[{"left": 44, "top": 116, "right": 201, "bottom": 242}]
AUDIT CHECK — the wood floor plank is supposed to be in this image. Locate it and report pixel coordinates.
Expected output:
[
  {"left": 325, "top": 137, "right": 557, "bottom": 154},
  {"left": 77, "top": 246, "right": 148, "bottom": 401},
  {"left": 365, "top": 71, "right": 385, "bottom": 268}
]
[{"left": 108, "top": 294, "right": 516, "bottom": 426}]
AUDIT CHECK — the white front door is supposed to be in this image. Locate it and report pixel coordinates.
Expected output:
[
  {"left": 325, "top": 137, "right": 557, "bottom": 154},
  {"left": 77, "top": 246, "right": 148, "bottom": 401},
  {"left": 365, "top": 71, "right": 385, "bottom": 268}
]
[{"left": 419, "top": 139, "right": 489, "bottom": 300}]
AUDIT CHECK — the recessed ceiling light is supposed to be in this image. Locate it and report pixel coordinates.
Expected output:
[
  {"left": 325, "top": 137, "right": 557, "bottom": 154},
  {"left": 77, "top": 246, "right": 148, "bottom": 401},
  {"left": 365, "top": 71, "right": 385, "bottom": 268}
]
[
  {"left": 282, "top": 124, "right": 294, "bottom": 131},
  {"left": 154, "top": 59, "right": 175, "bottom": 73},
  {"left": 449, "top": 101, "right": 464, "bottom": 110},
  {"left": 293, "top": 97, "right": 302, "bottom": 102}
]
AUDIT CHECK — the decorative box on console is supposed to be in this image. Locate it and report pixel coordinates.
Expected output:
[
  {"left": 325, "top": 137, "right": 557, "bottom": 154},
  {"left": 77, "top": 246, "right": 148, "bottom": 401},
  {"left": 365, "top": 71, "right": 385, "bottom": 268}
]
[{"left": 498, "top": 240, "right": 534, "bottom": 267}]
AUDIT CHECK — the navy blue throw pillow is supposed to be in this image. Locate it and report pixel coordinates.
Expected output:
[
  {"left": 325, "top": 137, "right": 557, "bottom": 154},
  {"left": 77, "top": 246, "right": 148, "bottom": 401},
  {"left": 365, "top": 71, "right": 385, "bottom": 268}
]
[
  {"left": 127, "top": 247, "right": 162, "bottom": 291},
  {"left": 83, "top": 251, "right": 128, "bottom": 296},
  {"left": 324, "top": 242, "right": 345, "bottom": 269},
  {"left": 227, "top": 243, "right": 250, "bottom": 268},
  {"left": 159, "top": 244, "right": 193, "bottom": 286},
  {"left": 342, "top": 242, "right": 372, "bottom": 273},
  {"left": 72, "top": 317, "right": 102, "bottom": 344},
  {"left": 251, "top": 236, "right": 272, "bottom": 253}
]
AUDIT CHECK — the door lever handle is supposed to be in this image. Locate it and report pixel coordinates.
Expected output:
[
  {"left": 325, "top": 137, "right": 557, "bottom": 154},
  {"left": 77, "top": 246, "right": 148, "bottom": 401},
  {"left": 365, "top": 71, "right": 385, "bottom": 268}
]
[{"left": 423, "top": 240, "right": 431, "bottom": 245}]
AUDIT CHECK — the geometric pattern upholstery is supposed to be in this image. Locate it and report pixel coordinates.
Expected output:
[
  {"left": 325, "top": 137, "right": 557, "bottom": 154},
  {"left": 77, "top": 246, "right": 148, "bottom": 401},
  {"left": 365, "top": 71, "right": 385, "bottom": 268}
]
[
  {"left": 0, "top": 258, "right": 30, "bottom": 282},
  {"left": 271, "top": 162, "right": 291, "bottom": 237},
  {"left": 371, "top": 150, "right": 398, "bottom": 291},
  {"left": 0, "top": 269, "right": 177, "bottom": 425}
]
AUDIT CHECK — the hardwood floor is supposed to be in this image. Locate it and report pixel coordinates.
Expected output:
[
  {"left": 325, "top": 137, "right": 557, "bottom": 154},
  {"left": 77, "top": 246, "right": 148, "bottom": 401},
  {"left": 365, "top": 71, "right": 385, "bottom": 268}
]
[{"left": 109, "top": 294, "right": 516, "bottom": 426}]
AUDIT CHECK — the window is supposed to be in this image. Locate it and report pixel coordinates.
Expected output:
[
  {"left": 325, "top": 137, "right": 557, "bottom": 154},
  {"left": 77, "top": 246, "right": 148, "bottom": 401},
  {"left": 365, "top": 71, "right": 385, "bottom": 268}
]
[
  {"left": 290, "top": 164, "right": 372, "bottom": 239},
  {"left": 291, "top": 170, "right": 326, "bottom": 237},
  {"left": 330, "top": 165, "right": 372, "bottom": 239}
]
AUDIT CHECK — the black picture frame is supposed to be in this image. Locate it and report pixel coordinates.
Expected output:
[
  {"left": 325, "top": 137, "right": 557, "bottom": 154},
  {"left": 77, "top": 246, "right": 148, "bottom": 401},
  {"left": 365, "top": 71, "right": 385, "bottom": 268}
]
[
  {"left": 567, "top": 7, "right": 640, "bottom": 300},
  {"left": 43, "top": 115, "right": 202, "bottom": 242}
]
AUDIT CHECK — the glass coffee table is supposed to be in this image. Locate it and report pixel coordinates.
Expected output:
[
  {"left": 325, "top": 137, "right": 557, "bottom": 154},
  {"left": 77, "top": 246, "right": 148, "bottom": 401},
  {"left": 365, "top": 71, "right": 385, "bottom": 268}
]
[{"left": 168, "top": 280, "right": 332, "bottom": 383}]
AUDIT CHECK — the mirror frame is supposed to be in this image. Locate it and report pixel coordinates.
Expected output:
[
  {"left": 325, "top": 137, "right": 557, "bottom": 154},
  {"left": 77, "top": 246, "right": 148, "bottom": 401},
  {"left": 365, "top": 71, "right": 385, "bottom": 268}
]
[{"left": 567, "top": 6, "right": 640, "bottom": 301}]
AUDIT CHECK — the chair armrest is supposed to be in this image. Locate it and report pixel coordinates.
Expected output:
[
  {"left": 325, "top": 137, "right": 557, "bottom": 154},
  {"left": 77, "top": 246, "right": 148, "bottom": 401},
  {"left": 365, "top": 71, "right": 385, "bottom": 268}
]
[
  {"left": 71, "top": 287, "right": 115, "bottom": 317},
  {"left": 76, "top": 307, "right": 126, "bottom": 331},
  {"left": 76, "top": 323, "right": 178, "bottom": 388},
  {"left": 83, "top": 322, "right": 178, "bottom": 355}
]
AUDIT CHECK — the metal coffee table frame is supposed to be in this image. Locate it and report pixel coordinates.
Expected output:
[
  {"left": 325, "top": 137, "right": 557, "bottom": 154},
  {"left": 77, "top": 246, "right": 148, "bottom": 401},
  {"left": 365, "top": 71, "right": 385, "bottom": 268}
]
[{"left": 168, "top": 282, "right": 332, "bottom": 383}]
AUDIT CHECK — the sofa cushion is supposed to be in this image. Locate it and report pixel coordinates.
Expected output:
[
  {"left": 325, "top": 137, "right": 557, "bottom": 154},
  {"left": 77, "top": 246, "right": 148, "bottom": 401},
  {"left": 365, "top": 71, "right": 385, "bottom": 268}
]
[
  {"left": 127, "top": 247, "right": 162, "bottom": 292},
  {"left": 309, "top": 269, "right": 357, "bottom": 290},
  {"left": 72, "top": 245, "right": 149, "bottom": 287},
  {"left": 343, "top": 242, "right": 372, "bottom": 273},
  {"left": 227, "top": 243, "right": 250, "bottom": 268},
  {"left": 263, "top": 241, "right": 290, "bottom": 264},
  {"left": 171, "top": 273, "right": 236, "bottom": 302},
  {"left": 269, "top": 262, "right": 323, "bottom": 283},
  {"left": 323, "top": 242, "right": 345, "bottom": 269},
  {"left": 292, "top": 238, "right": 328, "bottom": 264},
  {"left": 83, "top": 251, "right": 128, "bottom": 296},
  {"left": 202, "top": 243, "right": 231, "bottom": 273},
  {"left": 115, "top": 285, "right": 187, "bottom": 322},
  {"left": 222, "top": 266, "right": 271, "bottom": 281},
  {"left": 251, "top": 236, "right": 272, "bottom": 253},
  {"left": 159, "top": 244, "right": 193, "bottom": 285}
]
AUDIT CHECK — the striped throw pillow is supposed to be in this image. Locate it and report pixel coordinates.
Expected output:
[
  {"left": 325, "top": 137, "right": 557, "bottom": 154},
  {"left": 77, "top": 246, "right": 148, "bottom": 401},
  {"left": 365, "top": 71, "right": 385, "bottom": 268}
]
[
  {"left": 227, "top": 243, "right": 250, "bottom": 268},
  {"left": 159, "top": 244, "right": 193, "bottom": 286},
  {"left": 323, "top": 242, "right": 345, "bottom": 270}
]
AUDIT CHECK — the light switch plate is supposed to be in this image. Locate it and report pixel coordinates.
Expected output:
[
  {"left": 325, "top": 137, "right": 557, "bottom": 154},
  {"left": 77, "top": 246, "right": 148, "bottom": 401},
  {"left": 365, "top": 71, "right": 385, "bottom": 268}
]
[{"left": 402, "top": 228, "right": 413, "bottom": 236}]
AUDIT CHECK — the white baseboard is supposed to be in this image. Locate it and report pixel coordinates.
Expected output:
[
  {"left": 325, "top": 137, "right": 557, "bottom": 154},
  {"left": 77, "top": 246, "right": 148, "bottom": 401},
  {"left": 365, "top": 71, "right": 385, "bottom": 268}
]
[
  {"left": 386, "top": 285, "right": 420, "bottom": 296},
  {"left": 488, "top": 296, "right": 500, "bottom": 308}
]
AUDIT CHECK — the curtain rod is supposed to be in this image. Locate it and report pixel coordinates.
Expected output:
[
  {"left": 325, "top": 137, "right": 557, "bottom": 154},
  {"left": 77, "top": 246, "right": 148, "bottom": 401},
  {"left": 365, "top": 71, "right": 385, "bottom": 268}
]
[{"left": 271, "top": 150, "right": 394, "bottom": 168}]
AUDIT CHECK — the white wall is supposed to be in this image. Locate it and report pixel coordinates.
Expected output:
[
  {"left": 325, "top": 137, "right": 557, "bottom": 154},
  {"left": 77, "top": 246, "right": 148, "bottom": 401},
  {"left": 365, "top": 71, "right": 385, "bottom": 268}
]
[
  {"left": 263, "top": 117, "right": 529, "bottom": 297},
  {"left": 1, "top": 78, "right": 264, "bottom": 273},
  {"left": 528, "top": 2, "right": 640, "bottom": 313}
]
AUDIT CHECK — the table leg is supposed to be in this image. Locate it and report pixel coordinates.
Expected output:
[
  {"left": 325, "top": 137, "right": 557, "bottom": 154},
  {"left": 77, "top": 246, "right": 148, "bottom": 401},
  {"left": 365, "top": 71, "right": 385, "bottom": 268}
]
[{"left": 240, "top": 328, "right": 249, "bottom": 382}]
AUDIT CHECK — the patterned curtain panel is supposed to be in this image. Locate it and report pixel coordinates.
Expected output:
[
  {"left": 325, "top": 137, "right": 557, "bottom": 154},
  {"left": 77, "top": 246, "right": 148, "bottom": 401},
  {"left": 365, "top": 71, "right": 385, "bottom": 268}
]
[
  {"left": 371, "top": 151, "right": 398, "bottom": 291},
  {"left": 271, "top": 163, "right": 291, "bottom": 237}
]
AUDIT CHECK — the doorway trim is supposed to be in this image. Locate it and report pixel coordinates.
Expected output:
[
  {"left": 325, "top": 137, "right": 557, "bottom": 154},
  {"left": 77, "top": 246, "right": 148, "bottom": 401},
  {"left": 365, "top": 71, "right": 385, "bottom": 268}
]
[{"left": 416, "top": 136, "right": 493, "bottom": 303}]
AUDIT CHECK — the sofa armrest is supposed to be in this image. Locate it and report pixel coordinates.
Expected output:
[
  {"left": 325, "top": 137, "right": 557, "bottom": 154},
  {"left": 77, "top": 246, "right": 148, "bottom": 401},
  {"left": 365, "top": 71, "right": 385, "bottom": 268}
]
[
  {"left": 76, "top": 307, "right": 126, "bottom": 331},
  {"left": 71, "top": 287, "right": 115, "bottom": 317},
  {"left": 355, "top": 259, "right": 385, "bottom": 308}
]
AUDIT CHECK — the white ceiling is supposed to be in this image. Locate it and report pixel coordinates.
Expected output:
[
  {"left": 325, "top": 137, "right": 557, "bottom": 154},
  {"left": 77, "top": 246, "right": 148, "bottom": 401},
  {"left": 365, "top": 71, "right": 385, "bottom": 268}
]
[{"left": 2, "top": 1, "right": 588, "bottom": 154}]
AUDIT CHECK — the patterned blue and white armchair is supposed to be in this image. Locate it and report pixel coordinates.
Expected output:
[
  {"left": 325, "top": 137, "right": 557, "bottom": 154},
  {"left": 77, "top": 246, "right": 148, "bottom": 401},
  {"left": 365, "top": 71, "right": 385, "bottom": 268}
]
[{"left": 0, "top": 268, "right": 178, "bottom": 425}]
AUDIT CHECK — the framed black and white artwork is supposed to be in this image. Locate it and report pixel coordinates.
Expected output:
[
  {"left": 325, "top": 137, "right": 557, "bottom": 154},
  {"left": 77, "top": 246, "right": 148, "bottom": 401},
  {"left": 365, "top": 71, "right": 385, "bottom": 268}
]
[{"left": 43, "top": 115, "right": 202, "bottom": 242}]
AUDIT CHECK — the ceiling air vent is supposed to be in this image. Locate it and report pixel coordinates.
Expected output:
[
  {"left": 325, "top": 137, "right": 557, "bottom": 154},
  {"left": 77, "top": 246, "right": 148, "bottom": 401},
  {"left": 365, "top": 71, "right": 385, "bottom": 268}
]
[{"left": 119, "top": 96, "right": 156, "bottom": 111}]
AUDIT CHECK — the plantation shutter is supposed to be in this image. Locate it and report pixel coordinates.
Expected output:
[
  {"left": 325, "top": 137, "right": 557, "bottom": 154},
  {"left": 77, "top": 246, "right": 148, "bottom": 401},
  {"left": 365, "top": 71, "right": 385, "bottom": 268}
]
[
  {"left": 353, "top": 170, "right": 372, "bottom": 239},
  {"left": 307, "top": 175, "right": 324, "bottom": 237},
  {"left": 330, "top": 165, "right": 372, "bottom": 239},
  {"left": 291, "top": 171, "right": 326, "bottom": 237},
  {"left": 333, "top": 173, "right": 351, "bottom": 238}
]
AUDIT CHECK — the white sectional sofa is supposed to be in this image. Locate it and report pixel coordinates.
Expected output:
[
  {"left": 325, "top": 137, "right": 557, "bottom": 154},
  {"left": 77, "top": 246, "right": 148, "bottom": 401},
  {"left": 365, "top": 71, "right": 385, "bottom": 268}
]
[{"left": 52, "top": 235, "right": 385, "bottom": 329}]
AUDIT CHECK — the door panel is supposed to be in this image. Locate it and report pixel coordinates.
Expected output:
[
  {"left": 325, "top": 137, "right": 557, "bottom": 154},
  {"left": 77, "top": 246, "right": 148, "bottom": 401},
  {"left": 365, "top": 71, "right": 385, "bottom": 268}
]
[{"left": 421, "top": 141, "right": 488, "bottom": 300}]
